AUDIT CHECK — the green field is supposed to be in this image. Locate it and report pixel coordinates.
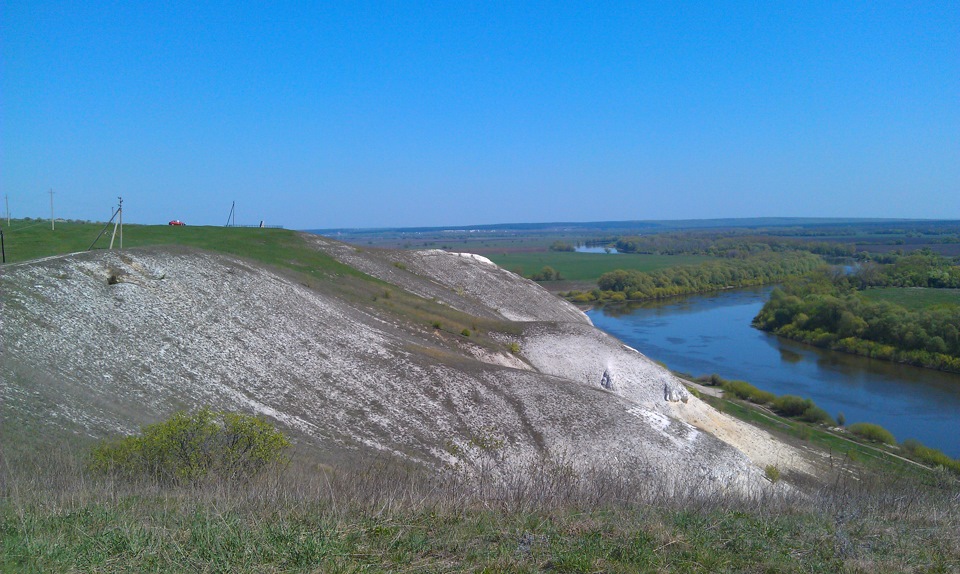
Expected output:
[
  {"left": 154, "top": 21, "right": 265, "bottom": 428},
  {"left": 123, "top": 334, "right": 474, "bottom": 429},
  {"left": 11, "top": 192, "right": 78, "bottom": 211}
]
[
  {"left": 0, "top": 219, "right": 357, "bottom": 277},
  {"left": 861, "top": 287, "right": 960, "bottom": 310},
  {"left": 487, "top": 252, "right": 711, "bottom": 282}
]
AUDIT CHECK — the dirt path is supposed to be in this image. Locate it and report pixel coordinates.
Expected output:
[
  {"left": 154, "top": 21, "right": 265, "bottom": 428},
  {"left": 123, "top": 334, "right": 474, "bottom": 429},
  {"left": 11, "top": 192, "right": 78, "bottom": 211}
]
[{"left": 680, "top": 378, "right": 724, "bottom": 398}]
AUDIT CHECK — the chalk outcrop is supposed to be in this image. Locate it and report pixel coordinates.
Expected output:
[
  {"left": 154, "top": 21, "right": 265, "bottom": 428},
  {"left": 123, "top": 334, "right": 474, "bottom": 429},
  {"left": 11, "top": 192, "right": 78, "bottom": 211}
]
[{"left": 1, "top": 236, "right": 814, "bottom": 492}]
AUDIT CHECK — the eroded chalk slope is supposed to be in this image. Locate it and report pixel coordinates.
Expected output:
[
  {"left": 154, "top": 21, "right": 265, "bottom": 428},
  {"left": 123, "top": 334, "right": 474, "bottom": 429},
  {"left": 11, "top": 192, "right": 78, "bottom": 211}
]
[{"left": 1, "top": 243, "right": 805, "bottom": 491}]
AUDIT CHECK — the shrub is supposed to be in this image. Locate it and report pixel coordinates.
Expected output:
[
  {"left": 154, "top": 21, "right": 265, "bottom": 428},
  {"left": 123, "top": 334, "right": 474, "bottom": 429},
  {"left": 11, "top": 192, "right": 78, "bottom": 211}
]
[
  {"left": 531, "top": 266, "right": 561, "bottom": 281},
  {"left": 848, "top": 422, "right": 896, "bottom": 445},
  {"left": 89, "top": 408, "right": 290, "bottom": 485},
  {"left": 764, "top": 464, "right": 780, "bottom": 483},
  {"left": 799, "top": 406, "right": 836, "bottom": 426},
  {"left": 837, "top": 411, "right": 846, "bottom": 427},
  {"left": 772, "top": 395, "right": 813, "bottom": 418},
  {"left": 721, "top": 380, "right": 775, "bottom": 404},
  {"left": 721, "top": 379, "right": 749, "bottom": 399},
  {"left": 751, "top": 389, "right": 777, "bottom": 405},
  {"left": 507, "top": 342, "right": 520, "bottom": 354},
  {"left": 432, "top": 321, "right": 442, "bottom": 329},
  {"left": 702, "top": 373, "right": 724, "bottom": 386},
  {"left": 461, "top": 329, "right": 471, "bottom": 337}
]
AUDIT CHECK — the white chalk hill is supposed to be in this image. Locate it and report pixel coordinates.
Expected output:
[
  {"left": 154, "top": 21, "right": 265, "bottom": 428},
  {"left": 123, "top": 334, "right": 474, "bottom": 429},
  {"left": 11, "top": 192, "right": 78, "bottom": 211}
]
[{"left": 1, "top": 235, "right": 811, "bottom": 492}]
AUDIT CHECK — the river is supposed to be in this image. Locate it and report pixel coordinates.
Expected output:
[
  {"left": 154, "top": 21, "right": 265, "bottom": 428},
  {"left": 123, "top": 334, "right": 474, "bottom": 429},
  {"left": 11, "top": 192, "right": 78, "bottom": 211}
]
[{"left": 587, "top": 287, "right": 960, "bottom": 458}]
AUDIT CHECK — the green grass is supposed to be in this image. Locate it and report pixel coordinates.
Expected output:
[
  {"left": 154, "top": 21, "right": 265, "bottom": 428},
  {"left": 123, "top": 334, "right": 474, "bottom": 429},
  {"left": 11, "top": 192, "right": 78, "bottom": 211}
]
[
  {"left": 1, "top": 219, "right": 353, "bottom": 276},
  {"left": 487, "top": 252, "right": 711, "bottom": 282},
  {"left": 861, "top": 287, "right": 960, "bottom": 310},
  {"left": 4, "top": 463, "right": 958, "bottom": 573},
  {"left": 0, "top": 500, "right": 853, "bottom": 572}
]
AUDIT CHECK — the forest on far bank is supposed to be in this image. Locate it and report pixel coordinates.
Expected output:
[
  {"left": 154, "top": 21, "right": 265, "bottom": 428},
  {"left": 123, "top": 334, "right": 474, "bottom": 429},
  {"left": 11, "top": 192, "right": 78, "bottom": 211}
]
[{"left": 753, "top": 252, "right": 960, "bottom": 373}]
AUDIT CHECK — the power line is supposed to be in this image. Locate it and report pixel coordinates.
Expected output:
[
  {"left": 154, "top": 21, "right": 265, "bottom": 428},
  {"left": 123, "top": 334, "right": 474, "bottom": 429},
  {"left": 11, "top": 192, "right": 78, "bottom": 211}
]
[
  {"left": 109, "top": 197, "right": 123, "bottom": 250},
  {"left": 89, "top": 197, "right": 123, "bottom": 251}
]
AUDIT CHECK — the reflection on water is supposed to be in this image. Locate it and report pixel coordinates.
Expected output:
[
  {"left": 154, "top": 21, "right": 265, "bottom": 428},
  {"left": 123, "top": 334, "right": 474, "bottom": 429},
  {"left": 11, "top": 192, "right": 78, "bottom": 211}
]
[
  {"left": 778, "top": 347, "right": 803, "bottom": 364},
  {"left": 574, "top": 245, "right": 620, "bottom": 254},
  {"left": 588, "top": 287, "right": 960, "bottom": 458}
]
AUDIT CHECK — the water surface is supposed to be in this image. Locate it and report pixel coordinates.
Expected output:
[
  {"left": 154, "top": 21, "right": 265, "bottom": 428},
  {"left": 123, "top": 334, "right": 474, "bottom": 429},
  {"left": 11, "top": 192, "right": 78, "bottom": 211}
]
[
  {"left": 575, "top": 245, "right": 620, "bottom": 254},
  {"left": 588, "top": 287, "right": 960, "bottom": 457}
]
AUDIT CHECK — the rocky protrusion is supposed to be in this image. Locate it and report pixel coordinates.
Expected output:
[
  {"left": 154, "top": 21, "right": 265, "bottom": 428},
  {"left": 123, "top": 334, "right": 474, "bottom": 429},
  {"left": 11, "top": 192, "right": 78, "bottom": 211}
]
[
  {"left": 600, "top": 369, "right": 614, "bottom": 390},
  {"left": 664, "top": 379, "right": 690, "bottom": 403}
]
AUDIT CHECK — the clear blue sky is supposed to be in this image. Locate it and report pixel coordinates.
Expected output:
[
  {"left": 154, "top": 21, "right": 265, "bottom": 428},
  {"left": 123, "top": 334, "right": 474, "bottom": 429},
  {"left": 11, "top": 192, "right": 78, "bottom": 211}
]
[{"left": 3, "top": 1, "right": 958, "bottom": 229}]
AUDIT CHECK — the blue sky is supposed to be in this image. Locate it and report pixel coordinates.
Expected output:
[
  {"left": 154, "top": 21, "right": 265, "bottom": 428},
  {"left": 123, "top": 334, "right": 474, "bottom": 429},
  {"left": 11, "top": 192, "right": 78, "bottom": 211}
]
[{"left": 3, "top": 1, "right": 958, "bottom": 229}]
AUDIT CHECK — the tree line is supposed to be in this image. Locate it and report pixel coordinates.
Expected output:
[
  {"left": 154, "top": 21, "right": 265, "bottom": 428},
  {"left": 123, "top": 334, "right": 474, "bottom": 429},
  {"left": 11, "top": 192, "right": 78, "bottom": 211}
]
[
  {"left": 753, "top": 264, "right": 960, "bottom": 373},
  {"left": 613, "top": 233, "right": 859, "bottom": 258},
  {"left": 567, "top": 252, "right": 823, "bottom": 303},
  {"left": 853, "top": 250, "right": 960, "bottom": 288}
]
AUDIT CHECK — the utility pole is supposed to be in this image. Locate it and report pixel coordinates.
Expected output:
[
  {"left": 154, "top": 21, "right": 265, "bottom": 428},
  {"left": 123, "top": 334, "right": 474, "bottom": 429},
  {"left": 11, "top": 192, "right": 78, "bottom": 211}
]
[
  {"left": 88, "top": 202, "right": 120, "bottom": 251},
  {"left": 109, "top": 197, "right": 123, "bottom": 250},
  {"left": 4, "top": 194, "right": 9, "bottom": 226},
  {"left": 49, "top": 189, "right": 55, "bottom": 230},
  {"left": 226, "top": 201, "right": 236, "bottom": 227}
]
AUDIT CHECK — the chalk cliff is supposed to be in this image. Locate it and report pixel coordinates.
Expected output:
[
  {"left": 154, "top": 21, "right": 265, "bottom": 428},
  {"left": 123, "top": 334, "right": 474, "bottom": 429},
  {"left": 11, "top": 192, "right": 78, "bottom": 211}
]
[{"left": 0, "top": 235, "right": 813, "bottom": 492}]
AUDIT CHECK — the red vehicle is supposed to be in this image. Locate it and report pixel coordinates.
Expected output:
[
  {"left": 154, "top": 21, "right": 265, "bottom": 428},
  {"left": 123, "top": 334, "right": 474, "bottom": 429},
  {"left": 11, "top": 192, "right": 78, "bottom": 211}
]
[{"left": 168, "top": 220, "right": 186, "bottom": 226}]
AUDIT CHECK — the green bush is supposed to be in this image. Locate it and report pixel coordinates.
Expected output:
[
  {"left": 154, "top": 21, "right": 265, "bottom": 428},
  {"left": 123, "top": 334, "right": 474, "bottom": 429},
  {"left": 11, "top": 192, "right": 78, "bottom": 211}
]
[
  {"left": 531, "top": 266, "right": 562, "bottom": 281},
  {"left": 848, "top": 422, "right": 896, "bottom": 445},
  {"left": 720, "top": 379, "right": 751, "bottom": 399},
  {"left": 89, "top": 408, "right": 290, "bottom": 485},
  {"left": 721, "top": 380, "right": 775, "bottom": 404},
  {"left": 771, "top": 395, "right": 813, "bottom": 418},
  {"left": 799, "top": 406, "right": 836, "bottom": 426},
  {"left": 764, "top": 464, "right": 781, "bottom": 483},
  {"left": 461, "top": 328, "right": 471, "bottom": 337}
]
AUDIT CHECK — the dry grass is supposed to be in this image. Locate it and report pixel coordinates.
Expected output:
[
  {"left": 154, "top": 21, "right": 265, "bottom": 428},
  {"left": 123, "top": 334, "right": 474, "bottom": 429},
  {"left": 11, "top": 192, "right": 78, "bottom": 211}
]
[{"left": 3, "top": 445, "right": 959, "bottom": 573}]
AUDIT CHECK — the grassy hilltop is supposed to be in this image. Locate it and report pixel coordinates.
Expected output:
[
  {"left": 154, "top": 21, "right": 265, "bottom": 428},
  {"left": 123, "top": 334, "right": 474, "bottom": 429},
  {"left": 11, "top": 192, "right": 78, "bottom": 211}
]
[
  {"left": 1, "top": 219, "right": 349, "bottom": 274},
  {"left": 2, "top": 219, "right": 959, "bottom": 572}
]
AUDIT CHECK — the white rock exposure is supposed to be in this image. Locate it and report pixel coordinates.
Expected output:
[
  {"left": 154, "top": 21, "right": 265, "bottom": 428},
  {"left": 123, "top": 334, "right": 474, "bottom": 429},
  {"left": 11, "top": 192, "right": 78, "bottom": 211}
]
[{"left": 0, "top": 238, "right": 815, "bottom": 493}]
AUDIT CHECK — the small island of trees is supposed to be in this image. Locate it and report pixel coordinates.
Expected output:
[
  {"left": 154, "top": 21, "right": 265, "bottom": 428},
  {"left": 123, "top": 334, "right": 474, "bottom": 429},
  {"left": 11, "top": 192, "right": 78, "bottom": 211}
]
[{"left": 753, "top": 251, "right": 960, "bottom": 373}]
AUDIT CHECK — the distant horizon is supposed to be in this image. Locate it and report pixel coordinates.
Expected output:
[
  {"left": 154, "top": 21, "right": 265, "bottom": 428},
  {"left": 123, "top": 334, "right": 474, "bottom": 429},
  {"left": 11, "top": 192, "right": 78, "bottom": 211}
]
[
  {"left": 307, "top": 215, "right": 955, "bottom": 233},
  {"left": 4, "top": 213, "right": 958, "bottom": 233},
  {"left": 3, "top": 197, "right": 958, "bottom": 233}
]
